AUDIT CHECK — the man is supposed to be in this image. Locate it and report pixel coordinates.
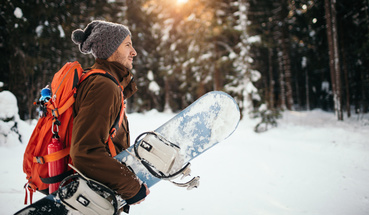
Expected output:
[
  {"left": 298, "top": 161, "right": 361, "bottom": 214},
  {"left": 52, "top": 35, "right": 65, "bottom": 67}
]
[{"left": 70, "top": 20, "right": 150, "bottom": 206}]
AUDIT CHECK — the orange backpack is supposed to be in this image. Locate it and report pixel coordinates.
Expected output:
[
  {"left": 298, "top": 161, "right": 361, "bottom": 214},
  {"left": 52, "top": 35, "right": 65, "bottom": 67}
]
[{"left": 23, "top": 61, "right": 125, "bottom": 204}]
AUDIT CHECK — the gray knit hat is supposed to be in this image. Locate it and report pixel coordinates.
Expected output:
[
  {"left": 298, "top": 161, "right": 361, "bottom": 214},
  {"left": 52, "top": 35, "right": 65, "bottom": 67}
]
[{"left": 71, "top": 20, "right": 131, "bottom": 59}]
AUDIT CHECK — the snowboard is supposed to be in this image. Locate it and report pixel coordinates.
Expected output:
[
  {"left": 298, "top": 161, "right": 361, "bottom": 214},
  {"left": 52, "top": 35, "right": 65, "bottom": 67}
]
[{"left": 14, "top": 91, "right": 240, "bottom": 215}]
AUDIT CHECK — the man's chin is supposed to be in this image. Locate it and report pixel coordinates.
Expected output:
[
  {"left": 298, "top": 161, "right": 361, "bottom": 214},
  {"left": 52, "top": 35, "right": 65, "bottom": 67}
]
[{"left": 125, "top": 64, "right": 133, "bottom": 70}]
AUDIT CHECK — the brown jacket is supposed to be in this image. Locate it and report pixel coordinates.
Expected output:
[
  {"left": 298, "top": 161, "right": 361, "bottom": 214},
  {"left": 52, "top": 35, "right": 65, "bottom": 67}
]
[{"left": 70, "top": 59, "right": 140, "bottom": 200}]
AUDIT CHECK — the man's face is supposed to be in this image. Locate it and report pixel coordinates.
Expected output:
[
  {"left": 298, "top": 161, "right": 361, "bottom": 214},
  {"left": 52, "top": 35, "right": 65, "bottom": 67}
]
[{"left": 108, "top": 35, "right": 137, "bottom": 70}]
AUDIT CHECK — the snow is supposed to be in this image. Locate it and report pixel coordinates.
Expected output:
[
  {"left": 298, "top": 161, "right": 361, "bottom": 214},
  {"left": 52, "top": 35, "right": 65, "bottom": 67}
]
[
  {"left": 322, "top": 81, "right": 330, "bottom": 93},
  {"left": 148, "top": 81, "right": 160, "bottom": 95},
  {"left": 0, "top": 91, "right": 35, "bottom": 147},
  {"left": 1, "top": 90, "right": 369, "bottom": 215},
  {"left": 58, "top": 25, "right": 65, "bottom": 38},
  {"left": 14, "top": 7, "right": 23, "bottom": 19},
  {"left": 247, "top": 35, "right": 261, "bottom": 44},
  {"left": 36, "top": 25, "right": 43, "bottom": 37},
  {"left": 147, "top": 71, "right": 160, "bottom": 95},
  {"left": 0, "top": 91, "right": 19, "bottom": 120}
]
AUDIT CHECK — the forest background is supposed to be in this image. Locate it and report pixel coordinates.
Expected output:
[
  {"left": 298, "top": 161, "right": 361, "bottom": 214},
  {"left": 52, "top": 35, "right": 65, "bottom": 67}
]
[{"left": 1, "top": 0, "right": 368, "bottom": 123}]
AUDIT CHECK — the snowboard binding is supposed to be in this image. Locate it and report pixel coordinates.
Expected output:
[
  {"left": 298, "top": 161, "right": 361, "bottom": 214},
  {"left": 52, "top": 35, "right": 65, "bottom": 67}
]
[
  {"left": 134, "top": 132, "right": 200, "bottom": 190},
  {"left": 57, "top": 165, "right": 125, "bottom": 215}
]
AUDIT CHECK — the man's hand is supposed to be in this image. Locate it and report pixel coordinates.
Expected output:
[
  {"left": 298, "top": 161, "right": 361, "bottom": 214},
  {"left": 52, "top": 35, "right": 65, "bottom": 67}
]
[{"left": 130, "top": 184, "right": 150, "bottom": 205}]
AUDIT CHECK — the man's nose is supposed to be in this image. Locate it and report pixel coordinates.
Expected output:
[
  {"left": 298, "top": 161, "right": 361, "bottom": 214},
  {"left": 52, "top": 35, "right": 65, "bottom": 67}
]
[{"left": 131, "top": 48, "right": 137, "bottom": 57}]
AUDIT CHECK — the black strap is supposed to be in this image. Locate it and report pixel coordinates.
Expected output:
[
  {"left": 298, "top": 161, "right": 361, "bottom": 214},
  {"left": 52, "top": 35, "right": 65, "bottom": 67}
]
[
  {"left": 40, "top": 169, "right": 74, "bottom": 184},
  {"left": 81, "top": 70, "right": 120, "bottom": 86},
  {"left": 122, "top": 204, "right": 130, "bottom": 214},
  {"left": 72, "top": 69, "right": 80, "bottom": 89}
]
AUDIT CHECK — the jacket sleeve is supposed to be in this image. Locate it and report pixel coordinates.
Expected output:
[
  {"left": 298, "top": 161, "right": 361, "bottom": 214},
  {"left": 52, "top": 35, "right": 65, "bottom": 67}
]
[{"left": 70, "top": 76, "right": 142, "bottom": 200}]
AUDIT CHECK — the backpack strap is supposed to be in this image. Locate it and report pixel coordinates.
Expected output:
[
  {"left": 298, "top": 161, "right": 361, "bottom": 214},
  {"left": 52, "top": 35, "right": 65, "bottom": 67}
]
[
  {"left": 33, "top": 147, "right": 70, "bottom": 164},
  {"left": 80, "top": 69, "right": 125, "bottom": 157}
]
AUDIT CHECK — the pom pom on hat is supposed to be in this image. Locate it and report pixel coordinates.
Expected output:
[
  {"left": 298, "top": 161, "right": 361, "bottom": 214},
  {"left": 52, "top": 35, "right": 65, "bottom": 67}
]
[{"left": 71, "top": 29, "right": 86, "bottom": 45}]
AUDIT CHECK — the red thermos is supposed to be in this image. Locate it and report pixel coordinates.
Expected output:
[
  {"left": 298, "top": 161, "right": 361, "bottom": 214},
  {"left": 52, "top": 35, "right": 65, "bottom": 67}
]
[{"left": 47, "top": 137, "right": 65, "bottom": 193}]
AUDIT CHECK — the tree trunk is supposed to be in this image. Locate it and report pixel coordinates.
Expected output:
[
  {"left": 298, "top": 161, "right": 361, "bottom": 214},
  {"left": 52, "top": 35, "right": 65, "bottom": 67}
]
[
  {"left": 213, "top": 39, "right": 223, "bottom": 91},
  {"left": 274, "top": 0, "right": 293, "bottom": 111},
  {"left": 280, "top": 0, "right": 294, "bottom": 110},
  {"left": 277, "top": 49, "right": 286, "bottom": 110},
  {"left": 340, "top": 28, "right": 350, "bottom": 118},
  {"left": 164, "top": 76, "right": 172, "bottom": 113},
  {"left": 331, "top": 0, "right": 343, "bottom": 120},
  {"left": 268, "top": 48, "right": 275, "bottom": 109},
  {"left": 305, "top": 68, "right": 310, "bottom": 110},
  {"left": 324, "top": 0, "right": 343, "bottom": 120}
]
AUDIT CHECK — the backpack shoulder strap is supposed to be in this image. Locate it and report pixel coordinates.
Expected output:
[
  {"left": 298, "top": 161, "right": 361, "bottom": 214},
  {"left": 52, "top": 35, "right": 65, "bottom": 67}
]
[
  {"left": 79, "top": 69, "right": 121, "bottom": 86},
  {"left": 79, "top": 69, "right": 125, "bottom": 157}
]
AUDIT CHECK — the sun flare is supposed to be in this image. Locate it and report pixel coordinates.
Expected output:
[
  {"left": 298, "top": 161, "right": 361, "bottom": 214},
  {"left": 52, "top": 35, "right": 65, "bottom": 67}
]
[{"left": 176, "top": 0, "right": 188, "bottom": 4}]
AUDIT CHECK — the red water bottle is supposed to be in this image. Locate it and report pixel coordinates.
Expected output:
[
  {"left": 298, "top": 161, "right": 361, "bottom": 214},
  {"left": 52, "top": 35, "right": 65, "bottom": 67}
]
[{"left": 47, "top": 137, "right": 65, "bottom": 193}]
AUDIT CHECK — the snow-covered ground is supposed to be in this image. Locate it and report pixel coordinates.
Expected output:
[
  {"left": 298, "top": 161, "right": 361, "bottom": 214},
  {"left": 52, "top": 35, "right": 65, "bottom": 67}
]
[{"left": 1, "top": 90, "right": 368, "bottom": 215}]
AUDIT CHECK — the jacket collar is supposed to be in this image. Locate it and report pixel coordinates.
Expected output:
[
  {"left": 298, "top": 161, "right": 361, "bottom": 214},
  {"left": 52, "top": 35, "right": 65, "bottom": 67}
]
[{"left": 90, "top": 59, "right": 138, "bottom": 99}]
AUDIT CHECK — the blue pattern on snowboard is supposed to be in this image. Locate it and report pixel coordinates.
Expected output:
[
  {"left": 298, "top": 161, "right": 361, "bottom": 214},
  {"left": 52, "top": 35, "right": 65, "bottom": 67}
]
[{"left": 115, "top": 91, "right": 240, "bottom": 187}]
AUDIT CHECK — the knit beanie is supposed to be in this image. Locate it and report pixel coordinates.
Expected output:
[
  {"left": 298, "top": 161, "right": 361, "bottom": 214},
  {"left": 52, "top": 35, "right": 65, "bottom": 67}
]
[{"left": 71, "top": 20, "right": 131, "bottom": 59}]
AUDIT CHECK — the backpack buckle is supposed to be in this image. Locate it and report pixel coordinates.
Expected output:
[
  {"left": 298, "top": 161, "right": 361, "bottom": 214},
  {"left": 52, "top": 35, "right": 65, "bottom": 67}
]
[
  {"left": 51, "top": 118, "right": 61, "bottom": 135},
  {"left": 35, "top": 156, "right": 45, "bottom": 164},
  {"left": 52, "top": 108, "right": 60, "bottom": 118}
]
